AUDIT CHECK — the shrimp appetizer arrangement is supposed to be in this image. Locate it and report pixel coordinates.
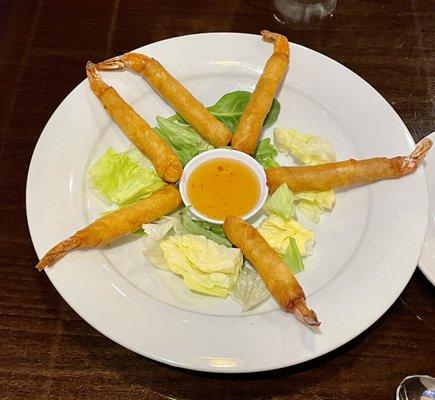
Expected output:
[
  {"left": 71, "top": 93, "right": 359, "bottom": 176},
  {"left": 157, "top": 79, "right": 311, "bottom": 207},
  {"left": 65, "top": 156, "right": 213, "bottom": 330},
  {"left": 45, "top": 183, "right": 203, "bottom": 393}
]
[{"left": 36, "top": 30, "right": 432, "bottom": 331}]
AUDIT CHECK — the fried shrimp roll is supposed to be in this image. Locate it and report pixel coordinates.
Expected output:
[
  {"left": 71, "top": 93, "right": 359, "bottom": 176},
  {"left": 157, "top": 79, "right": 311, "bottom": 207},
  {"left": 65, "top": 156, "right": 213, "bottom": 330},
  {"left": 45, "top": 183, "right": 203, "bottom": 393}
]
[
  {"left": 223, "top": 216, "right": 320, "bottom": 329},
  {"left": 36, "top": 185, "right": 182, "bottom": 270},
  {"left": 86, "top": 62, "right": 182, "bottom": 183},
  {"left": 231, "top": 31, "right": 289, "bottom": 155},
  {"left": 266, "top": 138, "right": 432, "bottom": 193}
]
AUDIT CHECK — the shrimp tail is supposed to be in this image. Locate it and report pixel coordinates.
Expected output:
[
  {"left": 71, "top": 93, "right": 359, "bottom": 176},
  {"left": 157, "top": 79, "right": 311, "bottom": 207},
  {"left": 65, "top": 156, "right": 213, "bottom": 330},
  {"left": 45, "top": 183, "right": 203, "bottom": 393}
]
[
  {"left": 96, "top": 55, "right": 128, "bottom": 70},
  {"left": 260, "top": 30, "right": 278, "bottom": 42},
  {"left": 410, "top": 138, "right": 432, "bottom": 160},
  {"left": 400, "top": 138, "right": 432, "bottom": 174},
  {"left": 36, "top": 237, "right": 81, "bottom": 271},
  {"left": 292, "top": 299, "right": 321, "bottom": 330},
  {"left": 96, "top": 53, "right": 149, "bottom": 72},
  {"left": 86, "top": 61, "right": 109, "bottom": 96},
  {"left": 260, "top": 30, "right": 290, "bottom": 57}
]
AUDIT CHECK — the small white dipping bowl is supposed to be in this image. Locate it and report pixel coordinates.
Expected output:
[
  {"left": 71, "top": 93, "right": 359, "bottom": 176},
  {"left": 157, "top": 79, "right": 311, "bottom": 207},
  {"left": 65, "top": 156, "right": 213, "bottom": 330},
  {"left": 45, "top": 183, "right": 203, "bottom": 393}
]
[{"left": 179, "top": 148, "right": 268, "bottom": 225}]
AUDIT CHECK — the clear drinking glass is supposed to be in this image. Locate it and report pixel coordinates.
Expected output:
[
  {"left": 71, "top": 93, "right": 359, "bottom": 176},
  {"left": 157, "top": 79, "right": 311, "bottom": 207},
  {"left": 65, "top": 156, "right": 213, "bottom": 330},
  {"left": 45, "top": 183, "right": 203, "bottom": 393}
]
[
  {"left": 273, "top": 0, "right": 337, "bottom": 29},
  {"left": 396, "top": 375, "right": 435, "bottom": 400}
]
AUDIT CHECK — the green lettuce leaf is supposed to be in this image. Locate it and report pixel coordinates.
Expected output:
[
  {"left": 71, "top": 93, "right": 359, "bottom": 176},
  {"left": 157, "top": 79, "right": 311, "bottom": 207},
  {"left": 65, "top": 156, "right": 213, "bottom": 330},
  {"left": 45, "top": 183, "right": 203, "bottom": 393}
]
[
  {"left": 283, "top": 237, "right": 304, "bottom": 274},
  {"left": 155, "top": 116, "right": 213, "bottom": 167},
  {"left": 207, "top": 91, "right": 280, "bottom": 132},
  {"left": 263, "top": 183, "right": 295, "bottom": 220},
  {"left": 155, "top": 91, "right": 281, "bottom": 166},
  {"left": 121, "top": 146, "right": 154, "bottom": 168},
  {"left": 254, "top": 138, "right": 280, "bottom": 168},
  {"left": 181, "top": 209, "right": 231, "bottom": 247},
  {"left": 89, "top": 147, "right": 165, "bottom": 207}
]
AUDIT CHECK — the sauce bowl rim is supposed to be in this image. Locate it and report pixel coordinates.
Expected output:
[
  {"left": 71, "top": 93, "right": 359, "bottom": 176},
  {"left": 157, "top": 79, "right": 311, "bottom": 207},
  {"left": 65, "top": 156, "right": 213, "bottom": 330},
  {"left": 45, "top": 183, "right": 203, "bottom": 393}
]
[{"left": 179, "top": 148, "right": 269, "bottom": 225}]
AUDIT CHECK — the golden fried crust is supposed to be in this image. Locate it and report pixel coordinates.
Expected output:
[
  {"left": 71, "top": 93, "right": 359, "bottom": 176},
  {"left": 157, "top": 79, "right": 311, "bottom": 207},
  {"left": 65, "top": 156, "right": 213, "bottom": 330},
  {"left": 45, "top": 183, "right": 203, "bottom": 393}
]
[
  {"left": 36, "top": 185, "right": 182, "bottom": 270},
  {"left": 231, "top": 31, "right": 289, "bottom": 155},
  {"left": 75, "top": 184, "right": 182, "bottom": 246},
  {"left": 223, "top": 215, "right": 304, "bottom": 311},
  {"left": 130, "top": 55, "right": 232, "bottom": 148},
  {"left": 266, "top": 139, "right": 432, "bottom": 193},
  {"left": 99, "top": 87, "right": 182, "bottom": 182},
  {"left": 267, "top": 157, "right": 412, "bottom": 193}
]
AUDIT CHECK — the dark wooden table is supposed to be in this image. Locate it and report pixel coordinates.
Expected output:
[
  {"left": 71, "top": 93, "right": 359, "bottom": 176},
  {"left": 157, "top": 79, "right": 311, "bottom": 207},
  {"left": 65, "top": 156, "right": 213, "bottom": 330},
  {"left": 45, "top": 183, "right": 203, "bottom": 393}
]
[{"left": 1, "top": 1, "right": 434, "bottom": 399}]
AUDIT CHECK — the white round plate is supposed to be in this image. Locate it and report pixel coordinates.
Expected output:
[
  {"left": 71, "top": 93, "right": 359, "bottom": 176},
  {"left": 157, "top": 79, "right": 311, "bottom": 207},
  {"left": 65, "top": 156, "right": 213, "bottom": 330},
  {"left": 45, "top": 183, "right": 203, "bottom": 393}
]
[
  {"left": 419, "top": 132, "right": 435, "bottom": 285},
  {"left": 26, "top": 33, "right": 428, "bottom": 373}
]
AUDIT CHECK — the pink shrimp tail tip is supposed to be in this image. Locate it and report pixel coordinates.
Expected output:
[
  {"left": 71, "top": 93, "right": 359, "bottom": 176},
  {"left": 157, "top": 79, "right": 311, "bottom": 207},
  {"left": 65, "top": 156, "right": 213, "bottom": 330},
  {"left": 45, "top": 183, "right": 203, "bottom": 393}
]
[
  {"left": 96, "top": 55, "right": 127, "bottom": 70},
  {"left": 261, "top": 30, "right": 278, "bottom": 43},
  {"left": 86, "top": 61, "right": 98, "bottom": 77},
  {"left": 35, "top": 237, "right": 80, "bottom": 271},
  {"left": 260, "top": 30, "right": 289, "bottom": 58},
  {"left": 411, "top": 138, "right": 432, "bottom": 160},
  {"left": 96, "top": 53, "right": 150, "bottom": 71},
  {"left": 293, "top": 299, "right": 321, "bottom": 331},
  {"left": 86, "top": 61, "right": 109, "bottom": 96},
  {"left": 400, "top": 138, "right": 432, "bottom": 173}
]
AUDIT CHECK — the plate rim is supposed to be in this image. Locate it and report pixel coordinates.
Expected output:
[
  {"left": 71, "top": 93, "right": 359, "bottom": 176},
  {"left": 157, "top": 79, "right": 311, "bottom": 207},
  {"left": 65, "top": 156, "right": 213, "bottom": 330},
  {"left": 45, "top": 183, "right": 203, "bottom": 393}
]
[{"left": 418, "top": 131, "right": 435, "bottom": 285}]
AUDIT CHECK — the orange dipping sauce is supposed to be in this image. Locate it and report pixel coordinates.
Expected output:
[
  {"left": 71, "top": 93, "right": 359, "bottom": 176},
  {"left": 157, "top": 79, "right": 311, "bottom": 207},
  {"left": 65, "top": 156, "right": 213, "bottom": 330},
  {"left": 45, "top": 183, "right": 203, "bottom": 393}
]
[{"left": 186, "top": 158, "right": 261, "bottom": 221}]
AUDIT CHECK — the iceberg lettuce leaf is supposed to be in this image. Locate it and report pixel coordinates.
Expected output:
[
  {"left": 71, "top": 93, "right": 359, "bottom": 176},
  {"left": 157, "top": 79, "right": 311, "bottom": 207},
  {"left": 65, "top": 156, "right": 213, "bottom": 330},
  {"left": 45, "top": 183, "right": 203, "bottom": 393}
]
[
  {"left": 89, "top": 147, "right": 165, "bottom": 207},
  {"left": 232, "top": 263, "right": 270, "bottom": 311},
  {"left": 159, "top": 234, "right": 243, "bottom": 298},
  {"left": 274, "top": 128, "right": 336, "bottom": 165},
  {"left": 257, "top": 214, "right": 315, "bottom": 257},
  {"left": 295, "top": 190, "right": 336, "bottom": 223},
  {"left": 263, "top": 183, "right": 295, "bottom": 220}
]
